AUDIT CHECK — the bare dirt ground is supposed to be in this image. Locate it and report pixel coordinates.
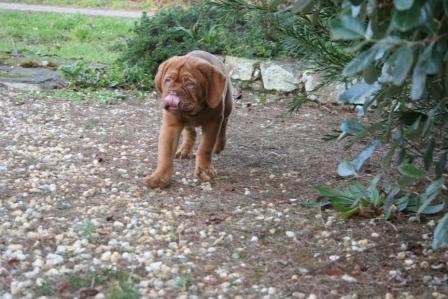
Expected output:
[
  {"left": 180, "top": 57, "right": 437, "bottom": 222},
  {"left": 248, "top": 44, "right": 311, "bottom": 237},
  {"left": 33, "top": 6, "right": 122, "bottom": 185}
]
[{"left": 0, "top": 85, "right": 447, "bottom": 298}]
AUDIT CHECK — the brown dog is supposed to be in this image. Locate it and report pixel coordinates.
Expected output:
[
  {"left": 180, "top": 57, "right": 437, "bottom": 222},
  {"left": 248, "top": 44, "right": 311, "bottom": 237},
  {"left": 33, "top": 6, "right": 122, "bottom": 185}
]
[{"left": 144, "top": 50, "right": 232, "bottom": 188}]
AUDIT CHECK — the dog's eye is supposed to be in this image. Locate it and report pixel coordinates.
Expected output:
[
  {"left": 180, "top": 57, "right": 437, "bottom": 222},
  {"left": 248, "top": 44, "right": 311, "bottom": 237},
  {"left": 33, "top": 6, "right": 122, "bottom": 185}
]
[
  {"left": 185, "top": 81, "right": 195, "bottom": 89},
  {"left": 164, "top": 78, "right": 172, "bottom": 84}
]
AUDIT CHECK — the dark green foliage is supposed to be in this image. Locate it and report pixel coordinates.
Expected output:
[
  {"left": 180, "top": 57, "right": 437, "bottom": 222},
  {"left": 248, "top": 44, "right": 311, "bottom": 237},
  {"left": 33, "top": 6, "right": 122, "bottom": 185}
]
[
  {"left": 120, "top": 3, "right": 285, "bottom": 88},
  {"left": 326, "top": 0, "right": 448, "bottom": 249},
  {"left": 59, "top": 61, "right": 127, "bottom": 89},
  {"left": 219, "top": 0, "right": 448, "bottom": 248},
  {"left": 318, "top": 175, "right": 444, "bottom": 220},
  {"left": 67, "top": 270, "right": 140, "bottom": 297}
]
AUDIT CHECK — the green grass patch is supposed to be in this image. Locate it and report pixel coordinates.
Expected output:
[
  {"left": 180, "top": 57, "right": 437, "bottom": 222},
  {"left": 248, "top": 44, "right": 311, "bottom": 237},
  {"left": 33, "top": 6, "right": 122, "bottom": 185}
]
[
  {"left": 34, "top": 281, "right": 54, "bottom": 296},
  {"left": 0, "top": 0, "right": 154, "bottom": 10},
  {"left": 0, "top": 10, "right": 134, "bottom": 64},
  {"left": 54, "top": 270, "right": 141, "bottom": 298}
]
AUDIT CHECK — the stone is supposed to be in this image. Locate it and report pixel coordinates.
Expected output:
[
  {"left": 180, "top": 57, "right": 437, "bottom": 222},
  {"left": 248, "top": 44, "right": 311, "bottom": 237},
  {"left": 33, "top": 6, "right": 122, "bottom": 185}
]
[
  {"left": 260, "top": 60, "right": 302, "bottom": 92},
  {"left": 314, "top": 82, "right": 346, "bottom": 103},
  {"left": 285, "top": 231, "right": 295, "bottom": 238},
  {"left": 226, "top": 56, "right": 259, "bottom": 81},
  {"left": 0, "top": 65, "right": 63, "bottom": 91},
  {"left": 301, "top": 71, "right": 320, "bottom": 92}
]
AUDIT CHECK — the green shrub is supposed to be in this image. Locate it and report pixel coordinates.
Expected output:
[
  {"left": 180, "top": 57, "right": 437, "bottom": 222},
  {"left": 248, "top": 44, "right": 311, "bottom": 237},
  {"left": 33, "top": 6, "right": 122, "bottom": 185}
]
[{"left": 119, "top": 3, "right": 284, "bottom": 88}]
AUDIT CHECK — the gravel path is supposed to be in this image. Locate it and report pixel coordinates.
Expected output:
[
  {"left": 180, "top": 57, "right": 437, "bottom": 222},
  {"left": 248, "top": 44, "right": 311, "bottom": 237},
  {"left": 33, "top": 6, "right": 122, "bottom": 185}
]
[
  {"left": 0, "top": 86, "right": 447, "bottom": 298},
  {"left": 0, "top": 2, "right": 151, "bottom": 18}
]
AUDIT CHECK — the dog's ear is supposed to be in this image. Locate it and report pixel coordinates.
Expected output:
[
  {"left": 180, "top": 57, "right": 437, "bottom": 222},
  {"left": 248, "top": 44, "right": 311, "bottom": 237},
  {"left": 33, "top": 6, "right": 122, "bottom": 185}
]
[
  {"left": 197, "top": 61, "right": 226, "bottom": 109},
  {"left": 155, "top": 57, "right": 179, "bottom": 94}
]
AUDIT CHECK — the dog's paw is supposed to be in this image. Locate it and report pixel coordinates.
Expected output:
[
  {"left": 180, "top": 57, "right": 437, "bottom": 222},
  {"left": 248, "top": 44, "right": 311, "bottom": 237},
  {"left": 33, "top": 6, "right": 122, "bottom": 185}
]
[
  {"left": 175, "top": 145, "right": 194, "bottom": 159},
  {"left": 195, "top": 164, "right": 217, "bottom": 181},
  {"left": 144, "top": 172, "right": 171, "bottom": 189}
]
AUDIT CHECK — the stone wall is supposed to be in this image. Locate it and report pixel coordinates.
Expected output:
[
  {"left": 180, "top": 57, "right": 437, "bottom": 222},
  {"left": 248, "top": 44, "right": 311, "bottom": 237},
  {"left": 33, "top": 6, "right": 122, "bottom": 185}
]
[{"left": 223, "top": 55, "right": 345, "bottom": 103}]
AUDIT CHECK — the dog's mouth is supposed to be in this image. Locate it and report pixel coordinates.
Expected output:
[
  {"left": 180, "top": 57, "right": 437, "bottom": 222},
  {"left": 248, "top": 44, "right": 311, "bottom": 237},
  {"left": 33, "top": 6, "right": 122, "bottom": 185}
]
[{"left": 163, "top": 94, "right": 181, "bottom": 110}]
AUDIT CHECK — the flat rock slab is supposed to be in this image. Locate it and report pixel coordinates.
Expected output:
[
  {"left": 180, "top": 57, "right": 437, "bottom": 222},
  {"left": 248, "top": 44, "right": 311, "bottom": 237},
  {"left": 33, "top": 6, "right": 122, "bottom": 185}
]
[{"left": 0, "top": 65, "right": 63, "bottom": 91}]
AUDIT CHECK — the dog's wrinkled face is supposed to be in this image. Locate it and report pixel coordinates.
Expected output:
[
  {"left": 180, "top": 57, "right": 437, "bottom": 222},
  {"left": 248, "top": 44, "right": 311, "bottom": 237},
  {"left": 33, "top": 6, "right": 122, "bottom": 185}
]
[{"left": 155, "top": 56, "right": 226, "bottom": 115}]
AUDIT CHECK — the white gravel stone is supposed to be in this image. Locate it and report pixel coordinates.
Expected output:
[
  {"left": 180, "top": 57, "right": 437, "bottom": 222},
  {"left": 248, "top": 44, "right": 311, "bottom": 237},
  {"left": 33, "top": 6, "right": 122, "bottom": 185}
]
[
  {"left": 329, "top": 255, "right": 340, "bottom": 261},
  {"left": 250, "top": 236, "right": 258, "bottom": 242},
  {"left": 404, "top": 259, "right": 414, "bottom": 266},
  {"left": 341, "top": 274, "right": 358, "bottom": 283},
  {"left": 100, "top": 251, "right": 111, "bottom": 262},
  {"left": 146, "top": 261, "right": 162, "bottom": 272},
  {"left": 45, "top": 253, "right": 64, "bottom": 265},
  {"left": 285, "top": 231, "right": 295, "bottom": 238},
  {"left": 110, "top": 251, "right": 121, "bottom": 263},
  {"left": 82, "top": 188, "right": 96, "bottom": 197}
]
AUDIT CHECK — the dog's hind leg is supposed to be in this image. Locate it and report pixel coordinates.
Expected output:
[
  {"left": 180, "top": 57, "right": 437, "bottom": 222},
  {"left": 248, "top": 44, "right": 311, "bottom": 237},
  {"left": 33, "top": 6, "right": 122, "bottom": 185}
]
[{"left": 213, "top": 117, "right": 228, "bottom": 155}]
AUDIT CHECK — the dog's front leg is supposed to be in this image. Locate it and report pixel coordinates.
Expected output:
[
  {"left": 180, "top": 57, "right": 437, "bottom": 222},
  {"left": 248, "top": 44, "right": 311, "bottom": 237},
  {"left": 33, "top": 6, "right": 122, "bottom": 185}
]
[
  {"left": 196, "top": 118, "right": 222, "bottom": 181},
  {"left": 144, "top": 112, "right": 183, "bottom": 188}
]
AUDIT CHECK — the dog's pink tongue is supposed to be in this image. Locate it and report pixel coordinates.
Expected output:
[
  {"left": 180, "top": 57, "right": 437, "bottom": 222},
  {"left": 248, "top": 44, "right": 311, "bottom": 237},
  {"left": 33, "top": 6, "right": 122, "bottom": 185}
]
[{"left": 164, "top": 94, "right": 180, "bottom": 108}]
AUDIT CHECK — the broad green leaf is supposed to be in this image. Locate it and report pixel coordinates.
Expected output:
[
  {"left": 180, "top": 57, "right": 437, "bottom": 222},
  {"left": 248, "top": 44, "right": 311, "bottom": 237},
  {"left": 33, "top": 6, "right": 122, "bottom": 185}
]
[
  {"left": 339, "top": 207, "right": 360, "bottom": 218},
  {"left": 340, "top": 119, "right": 366, "bottom": 135},
  {"left": 417, "top": 178, "right": 444, "bottom": 215},
  {"left": 337, "top": 161, "right": 357, "bottom": 177},
  {"left": 353, "top": 140, "right": 380, "bottom": 171},
  {"left": 339, "top": 82, "right": 381, "bottom": 104},
  {"left": 398, "top": 163, "right": 425, "bottom": 177},
  {"left": 392, "top": 3, "right": 421, "bottom": 31},
  {"left": 432, "top": 213, "right": 448, "bottom": 249},
  {"left": 349, "top": 182, "right": 370, "bottom": 199},
  {"left": 383, "top": 186, "right": 400, "bottom": 216},
  {"left": 367, "top": 174, "right": 381, "bottom": 190},
  {"left": 331, "top": 197, "right": 359, "bottom": 211},
  {"left": 424, "top": 177, "right": 444, "bottom": 198},
  {"left": 317, "top": 186, "right": 354, "bottom": 201},
  {"left": 428, "top": 41, "right": 445, "bottom": 74},
  {"left": 411, "top": 45, "right": 433, "bottom": 100},
  {"left": 421, "top": 203, "right": 445, "bottom": 214},
  {"left": 424, "top": 138, "right": 435, "bottom": 170},
  {"left": 420, "top": 2, "right": 436, "bottom": 33},
  {"left": 394, "top": 0, "right": 414, "bottom": 10},
  {"left": 370, "top": 187, "right": 382, "bottom": 207},
  {"left": 329, "top": 15, "right": 365, "bottom": 40},
  {"left": 381, "top": 46, "right": 414, "bottom": 86},
  {"left": 344, "top": 44, "right": 387, "bottom": 76},
  {"left": 362, "top": 65, "right": 378, "bottom": 84},
  {"left": 396, "top": 195, "right": 410, "bottom": 211}
]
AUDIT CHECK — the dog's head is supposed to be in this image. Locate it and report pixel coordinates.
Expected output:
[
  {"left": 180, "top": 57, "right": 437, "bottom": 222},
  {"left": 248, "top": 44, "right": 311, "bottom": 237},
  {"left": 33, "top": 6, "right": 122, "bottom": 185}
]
[{"left": 155, "top": 55, "right": 226, "bottom": 114}]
